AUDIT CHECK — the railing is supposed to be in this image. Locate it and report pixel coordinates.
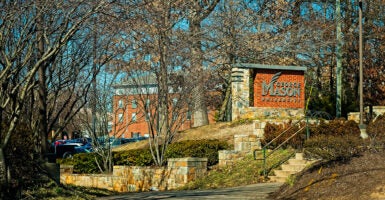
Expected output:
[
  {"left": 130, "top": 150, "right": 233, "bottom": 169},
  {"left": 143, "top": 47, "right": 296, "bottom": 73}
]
[{"left": 253, "top": 117, "right": 307, "bottom": 178}]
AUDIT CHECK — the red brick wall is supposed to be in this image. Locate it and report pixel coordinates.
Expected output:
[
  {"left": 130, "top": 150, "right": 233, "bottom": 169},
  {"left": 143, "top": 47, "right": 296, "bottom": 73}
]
[{"left": 254, "top": 69, "right": 305, "bottom": 108}]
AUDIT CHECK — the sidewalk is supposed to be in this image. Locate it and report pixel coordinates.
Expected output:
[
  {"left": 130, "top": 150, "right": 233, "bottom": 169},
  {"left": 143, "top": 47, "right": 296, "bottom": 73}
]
[{"left": 96, "top": 182, "right": 283, "bottom": 200}]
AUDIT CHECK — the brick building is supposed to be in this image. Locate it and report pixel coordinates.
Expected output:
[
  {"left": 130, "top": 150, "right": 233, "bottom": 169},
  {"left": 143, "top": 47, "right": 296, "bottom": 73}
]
[
  {"left": 231, "top": 64, "right": 307, "bottom": 120},
  {"left": 110, "top": 76, "right": 216, "bottom": 139}
]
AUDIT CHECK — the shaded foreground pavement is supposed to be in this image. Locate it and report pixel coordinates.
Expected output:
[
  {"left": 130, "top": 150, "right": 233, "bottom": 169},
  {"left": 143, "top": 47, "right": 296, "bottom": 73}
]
[{"left": 96, "top": 182, "right": 283, "bottom": 200}]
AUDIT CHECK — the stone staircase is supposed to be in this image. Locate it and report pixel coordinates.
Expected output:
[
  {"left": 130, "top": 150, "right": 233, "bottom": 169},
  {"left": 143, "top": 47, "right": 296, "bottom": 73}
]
[{"left": 269, "top": 153, "right": 315, "bottom": 183}]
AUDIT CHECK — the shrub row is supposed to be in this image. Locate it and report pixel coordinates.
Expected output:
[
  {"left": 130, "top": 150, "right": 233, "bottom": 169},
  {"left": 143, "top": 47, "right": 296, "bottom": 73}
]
[
  {"left": 263, "top": 118, "right": 363, "bottom": 161},
  {"left": 165, "top": 139, "right": 232, "bottom": 166},
  {"left": 367, "top": 114, "right": 385, "bottom": 142},
  {"left": 61, "top": 139, "right": 231, "bottom": 173},
  {"left": 304, "top": 135, "right": 362, "bottom": 161},
  {"left": 263, "top": 121, "right": 307, "bottom": 149}
]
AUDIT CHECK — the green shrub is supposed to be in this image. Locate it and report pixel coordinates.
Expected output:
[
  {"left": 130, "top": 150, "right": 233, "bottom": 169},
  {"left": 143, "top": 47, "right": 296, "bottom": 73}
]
[
  {"left": 263, "top": 121, "right": 306, "bottom": 149},
  {"left": 113, "top": 148, "right": 154, "bottom": 166},
  {"left": 59, "top": 153, "right": 103, "bottom": 174},
  {"left": 304, "top": 135, "right": 362, "bottom": 161},
  {"left": 165, "top": 139, "right": 232, "bottom": 166},
  {"left": 63, "top": 139, "right": 232, "bottom": 172},
  {"left": 310, "top": 118, "right": 360, "bottom": 137},
  {"left": 263, "top": 119, "right": 361, "bottom": 152},
  {"left": 367, "top": 114, "right": 385, "bottom": 142},
  {"left": 3, "top": 122, "right": 36, "bottom": 198}
]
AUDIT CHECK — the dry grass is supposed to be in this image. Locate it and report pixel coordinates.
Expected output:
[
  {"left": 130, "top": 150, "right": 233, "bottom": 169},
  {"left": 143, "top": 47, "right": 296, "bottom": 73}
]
[{"left": 112, "top": 121, "right": 255, "bottom": 152}]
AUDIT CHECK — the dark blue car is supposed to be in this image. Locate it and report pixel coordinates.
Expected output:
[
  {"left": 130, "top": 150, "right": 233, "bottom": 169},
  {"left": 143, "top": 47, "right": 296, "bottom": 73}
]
[{"left": 50, "top": 138, "right": 93, "bottom": 159}]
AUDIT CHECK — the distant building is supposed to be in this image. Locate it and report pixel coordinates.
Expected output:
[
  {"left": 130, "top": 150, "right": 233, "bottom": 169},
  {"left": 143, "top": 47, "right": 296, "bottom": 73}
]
[{"left": 110, "top": 75, "right": 217, "bottom": 138}]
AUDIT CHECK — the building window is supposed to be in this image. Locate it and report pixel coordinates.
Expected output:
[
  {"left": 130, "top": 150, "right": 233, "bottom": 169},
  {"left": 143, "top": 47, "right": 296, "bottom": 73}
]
[
  {"left": 186, "top": 111, "right": 192, "bottom": 120},
  {"left": 132, "top": 112, "right": 137, "bottom": 122},
  {"left": 118, "top": 99, "right": 124, "bottom": 108},
  {"left": 172, "top": 112, "right": 178, "bottom": 121},
  {"left": 145, "top": 99, "right": 150, "bottom": 110},
  {"left": 172, "top": 98, "right": 178, "bottom": 106},
  {"left": 118, "top": 113, "right": 123, "bottom": 123},
  {"left": 131, "top": 132, "right": 140, "bottom": 138},
  {"left": 132, "top": 99, "right": 137, "bottom": 109}
]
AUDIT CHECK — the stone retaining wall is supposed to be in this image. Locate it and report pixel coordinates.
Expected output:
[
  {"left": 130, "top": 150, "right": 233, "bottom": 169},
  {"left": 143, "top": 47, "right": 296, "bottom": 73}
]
[
  {"left": 219, "top": 119, "right": 317, "bottom": 167},
  {"left": 60, "top": 157, "right": 207, "bottom": 192}
]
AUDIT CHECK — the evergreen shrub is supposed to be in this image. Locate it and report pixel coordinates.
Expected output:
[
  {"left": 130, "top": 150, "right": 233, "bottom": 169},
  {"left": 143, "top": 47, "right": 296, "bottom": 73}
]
[
  {"left": 61, "top": 139, "right": 232, "bottom": 172},
  {"left": 304, "top": 135, "right": 362, "bottom": 161},
  {"left": 367, "top": 114, "right": 385, "bottom": 143},
  {"left": 113, "top": 148, "right": 154, "bottom": 166},
  {"left": 310, "top": 118, "right": 360, "bottom": 137},
  {"left": 263, "top": 118, "right": 362, "bottom": 162},
  {"left": 59, "top": 152, "right": 103, "bottom": 173},
  {"left": 165, "top": 139, "right": 231, "bottom": 166},
  {"left": 263, "top": 121, "right": 306, "bottom": 149}
]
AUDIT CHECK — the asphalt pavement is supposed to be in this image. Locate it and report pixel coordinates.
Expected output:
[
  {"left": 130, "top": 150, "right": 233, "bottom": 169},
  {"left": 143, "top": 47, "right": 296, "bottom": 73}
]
[{"left": 96, "top": 182, "right": 283, "bottom": 200}]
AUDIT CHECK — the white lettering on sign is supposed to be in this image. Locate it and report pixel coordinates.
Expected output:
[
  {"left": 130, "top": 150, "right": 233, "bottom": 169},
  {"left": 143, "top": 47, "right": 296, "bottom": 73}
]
[{"left": 260, "top": 72, "right": 301, "bottom": 102}]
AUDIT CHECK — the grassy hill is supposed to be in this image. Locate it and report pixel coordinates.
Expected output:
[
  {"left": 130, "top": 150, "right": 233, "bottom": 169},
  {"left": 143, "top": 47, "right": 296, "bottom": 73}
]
[{"left": 112, "top": 120, "right": 254, "bottom": 151}]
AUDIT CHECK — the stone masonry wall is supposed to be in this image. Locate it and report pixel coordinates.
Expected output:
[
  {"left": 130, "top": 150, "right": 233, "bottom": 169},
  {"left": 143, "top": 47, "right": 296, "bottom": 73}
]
[
  {"left": 218, "top": 119, "right": 315, "bottom": 167},
  {"left": 60, "top": 157, "right": 207, "bottom": 192}
]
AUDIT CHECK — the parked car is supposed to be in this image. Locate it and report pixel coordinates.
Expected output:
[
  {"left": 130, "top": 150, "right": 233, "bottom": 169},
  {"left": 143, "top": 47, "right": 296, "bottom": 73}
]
[
  {"left": 109, "top": 136, "right": 148, "bottom": 147},
  {"left": 49, "top": 138, "right": 93, "bottom": 159}
]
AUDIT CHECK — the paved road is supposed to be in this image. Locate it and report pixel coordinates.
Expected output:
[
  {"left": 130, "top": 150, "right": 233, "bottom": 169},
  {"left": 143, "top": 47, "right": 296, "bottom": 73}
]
[{"left": 96, "top": 182, "right": 283, "bottom": 200}]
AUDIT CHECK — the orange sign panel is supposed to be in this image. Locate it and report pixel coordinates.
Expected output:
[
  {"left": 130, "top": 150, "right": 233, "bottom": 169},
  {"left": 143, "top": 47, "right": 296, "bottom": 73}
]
[{"left": 254, "top": 69, "right": 305, "bottom": 108}]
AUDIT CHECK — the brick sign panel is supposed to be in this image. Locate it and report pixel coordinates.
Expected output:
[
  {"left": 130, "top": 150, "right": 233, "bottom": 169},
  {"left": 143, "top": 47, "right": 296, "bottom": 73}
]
[{"left": 254, "top": 69, "right": 305, "bottom": 108}]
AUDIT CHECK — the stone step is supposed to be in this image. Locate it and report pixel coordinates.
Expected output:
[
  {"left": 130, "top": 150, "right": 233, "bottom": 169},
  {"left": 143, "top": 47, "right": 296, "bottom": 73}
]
[
  {"left": 287, "top": 159, "right": 309, "bottom": 165},
  {"left": 268, "top": 153, "right": 317, "bottom": 183},
  {"left": 295, "top": 153, "right": 304, "bottom": 160},
  {"left": 281, "top": 163, "right": 307, "bottom": 171},
  {"left": 273, "top": 169, "right": 297, "bottom": 177},
  {"left": 269, "top": 175, "right": 287, "bottom": 183}
]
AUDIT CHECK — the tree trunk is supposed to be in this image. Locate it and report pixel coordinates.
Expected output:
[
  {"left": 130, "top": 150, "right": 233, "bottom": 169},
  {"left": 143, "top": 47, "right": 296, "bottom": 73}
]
[
  {"left": 191, "top": 19, "right": 209, "bottom": 127},
  {"left": 37, "top": 1, "right": 48, "bottom": 158},
  {"left": 218, "top": 76, "right": 231, "bottom": 121}
]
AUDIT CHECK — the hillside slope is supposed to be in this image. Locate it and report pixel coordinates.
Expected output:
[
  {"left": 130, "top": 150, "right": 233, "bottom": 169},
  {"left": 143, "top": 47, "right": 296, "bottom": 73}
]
[
  {"left": 112, "top": 121, "right": 254, "bottom": 151},
  {"left": 270, "top": 151, "right": 385, "bottom": 200}
]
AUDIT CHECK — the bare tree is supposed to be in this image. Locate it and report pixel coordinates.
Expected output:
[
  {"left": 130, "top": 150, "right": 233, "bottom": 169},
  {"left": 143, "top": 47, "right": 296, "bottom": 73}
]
[
  {"left": 115, "top": 0, "right": 194, "bottom": 166},
  {"left": 0, "top": 0, "right": 111, "bottom": 195},
  {"left": 186, "top": 0, "right": 220, "bottom": 127}
]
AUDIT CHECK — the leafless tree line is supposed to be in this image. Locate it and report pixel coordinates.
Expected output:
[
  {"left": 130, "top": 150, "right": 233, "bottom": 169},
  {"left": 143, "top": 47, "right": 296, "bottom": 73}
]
[{"left": 1, "top": 0, "right": 385, "bottom": 197}]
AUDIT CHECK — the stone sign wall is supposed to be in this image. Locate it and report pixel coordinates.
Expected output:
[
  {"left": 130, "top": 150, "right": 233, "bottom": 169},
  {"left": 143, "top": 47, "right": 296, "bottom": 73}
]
[{"left": 231, "top": 64, "right": 306, "bottom": 120}]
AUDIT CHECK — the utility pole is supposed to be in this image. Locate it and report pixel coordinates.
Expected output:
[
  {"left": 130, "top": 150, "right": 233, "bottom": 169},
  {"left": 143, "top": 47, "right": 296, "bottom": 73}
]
[
  {"left": 359, "top": 0, "right": 367, "bottom": 138},
  {"left": 336, "top": 0, "right": 342, "bottom": 118}
]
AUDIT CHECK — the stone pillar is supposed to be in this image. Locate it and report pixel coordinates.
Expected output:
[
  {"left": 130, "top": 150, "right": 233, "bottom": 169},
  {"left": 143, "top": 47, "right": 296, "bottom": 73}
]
[
  {"left": 253, "top": 120, "right": 267, "bottom": 138},
  {"left": 234, "top": 134, "right": 261, "bottom": 153},
  {"left": 231, "top": 68, "right": 250, "bottom": 121},
  {"left": 60, "top": 165, "right": 74, "bottom": 174},
  {"left": 218, "top": 150, "right": 242, "bottom": 167},
  {"left": 167, "top": 157, "right": 207, "bottom": 189}
]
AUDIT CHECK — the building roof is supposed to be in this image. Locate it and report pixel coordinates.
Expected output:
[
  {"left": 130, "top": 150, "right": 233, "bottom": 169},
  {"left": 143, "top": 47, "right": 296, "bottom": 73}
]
[{"left": 233, "top": 63, "right": 307, "bottom": 71}]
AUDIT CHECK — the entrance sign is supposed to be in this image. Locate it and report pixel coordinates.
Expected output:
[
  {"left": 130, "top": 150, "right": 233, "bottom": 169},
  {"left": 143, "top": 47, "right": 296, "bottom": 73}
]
[
  {"left": 261, "top": 72, "right": 301, "bottom": 97},
  {"left": 254, "top": 67, "right": 305, "bottom": 108},
  {"left": 231, "top": 63, "right": 306, "bottom": 120}
]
